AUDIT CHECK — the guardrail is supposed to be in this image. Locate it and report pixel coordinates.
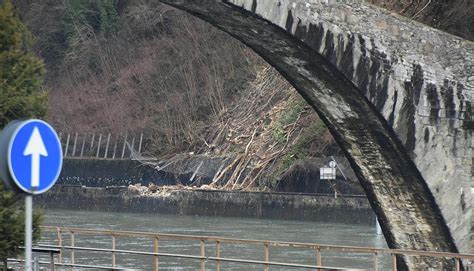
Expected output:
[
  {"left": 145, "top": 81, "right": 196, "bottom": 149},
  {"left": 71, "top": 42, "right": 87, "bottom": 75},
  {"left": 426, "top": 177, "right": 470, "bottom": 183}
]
[{"left": 8, "top": 226, "right": 473, "bottom": 270}]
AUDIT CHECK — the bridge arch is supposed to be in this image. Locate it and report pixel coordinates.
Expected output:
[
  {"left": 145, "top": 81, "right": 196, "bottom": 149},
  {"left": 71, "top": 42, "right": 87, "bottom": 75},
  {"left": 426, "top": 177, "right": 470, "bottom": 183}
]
[{"left": 157, "top": 0, "right": 469, "bottom": 269}]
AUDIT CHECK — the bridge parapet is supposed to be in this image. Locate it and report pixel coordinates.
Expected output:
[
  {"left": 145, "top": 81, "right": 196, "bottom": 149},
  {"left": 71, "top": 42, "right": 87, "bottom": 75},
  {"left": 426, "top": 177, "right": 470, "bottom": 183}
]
[{"left": 229, "top": 0, "right": 473, "bottom": 253}]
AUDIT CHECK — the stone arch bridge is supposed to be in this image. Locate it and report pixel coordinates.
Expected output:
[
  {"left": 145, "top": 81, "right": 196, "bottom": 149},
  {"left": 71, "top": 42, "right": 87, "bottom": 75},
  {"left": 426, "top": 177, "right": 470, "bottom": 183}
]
[{"left": 159, "top": 0, "right": 473, "bottom": 269}]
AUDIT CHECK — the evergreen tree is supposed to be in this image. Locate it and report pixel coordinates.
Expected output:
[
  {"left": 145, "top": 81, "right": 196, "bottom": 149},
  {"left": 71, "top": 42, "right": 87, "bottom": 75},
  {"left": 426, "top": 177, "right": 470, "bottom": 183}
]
[
  {"left": 0, "top": 0, "right": 45, "bottom": 268},
  {"left": 0, "top": 0, "right": 47, "bottom": 127}
]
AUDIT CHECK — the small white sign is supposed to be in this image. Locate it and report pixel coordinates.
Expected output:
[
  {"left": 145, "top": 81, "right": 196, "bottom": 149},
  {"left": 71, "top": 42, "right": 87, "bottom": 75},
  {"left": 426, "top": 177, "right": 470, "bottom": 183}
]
[{"left": 320, "top": 167, "right": 336, "bottom": 180}]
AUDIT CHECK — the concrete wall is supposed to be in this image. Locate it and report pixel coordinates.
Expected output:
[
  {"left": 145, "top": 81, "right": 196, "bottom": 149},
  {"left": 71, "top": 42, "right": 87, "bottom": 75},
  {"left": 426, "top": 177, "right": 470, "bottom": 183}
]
[
  {"left": 59, "top": 157, "right": 364, "bottom": 194},
  {"left": 58, "top": 158, "right": 175, "bottom": 187},
  {"left": 225, "top": 0, "right": 473, "bottom": 254},
  {"left": 37, "top": 186, "right": 374, "bottom": 224}
]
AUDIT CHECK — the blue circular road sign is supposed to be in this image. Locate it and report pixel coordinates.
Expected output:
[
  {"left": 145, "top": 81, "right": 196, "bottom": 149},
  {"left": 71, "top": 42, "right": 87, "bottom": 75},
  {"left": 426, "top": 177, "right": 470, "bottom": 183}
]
[{"left": 0, "top": 119, "right": 63, "bottom": 194}]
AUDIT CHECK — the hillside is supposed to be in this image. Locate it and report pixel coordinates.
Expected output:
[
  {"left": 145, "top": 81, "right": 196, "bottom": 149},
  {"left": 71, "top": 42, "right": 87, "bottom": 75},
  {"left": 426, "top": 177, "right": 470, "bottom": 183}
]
[
  {"left": 14, "top": 1, "right": 357, "bottom": 192},
  {"left": 15, "top": 0, "right": 472, "bottom": 192}
]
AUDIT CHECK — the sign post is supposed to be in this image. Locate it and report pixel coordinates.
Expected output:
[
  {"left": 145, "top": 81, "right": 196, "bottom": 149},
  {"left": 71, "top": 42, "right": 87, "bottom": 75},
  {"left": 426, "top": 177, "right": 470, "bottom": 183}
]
[
  {"left": 0, "top": 119, "right": 63, "bottom": 271},
  {"left": 25, "top": 195, "right": 33, "bottom": 270}
]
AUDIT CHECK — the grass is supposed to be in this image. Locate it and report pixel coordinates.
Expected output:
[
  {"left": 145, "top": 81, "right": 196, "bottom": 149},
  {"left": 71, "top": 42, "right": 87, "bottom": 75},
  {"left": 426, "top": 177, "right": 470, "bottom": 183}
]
[
  {"left": 277, "top": 119, "right": 327, "bottom": 176},
  {"left": 271, "top": 98, "right": 307, "bottom": 144},
  {"left": 267, "top": 97, "right": 329, "bottom": 188}
]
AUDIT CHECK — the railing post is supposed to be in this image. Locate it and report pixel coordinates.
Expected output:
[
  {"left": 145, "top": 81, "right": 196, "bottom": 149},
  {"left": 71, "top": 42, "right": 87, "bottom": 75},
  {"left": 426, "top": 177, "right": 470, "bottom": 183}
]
[
  {"left": 64, "top": 133, "right": 70, "bottom": 157},
  {"left": 70, "top": 232, "right": 75, "bottom": 265},
  {"left": 316, "top": 245, "right": 321, "bottom": 266},
  {"left": 96, "top": 133, "right": 102, "bottom": 158},
  {"left": 80, "top": 134, "right": 86, "bottom": 158},
  {"left": 57, "top": 228, "right": 62, "bottom": 267},
  {"left": 121, "top": 134, "right": 128, "bottom": 159},
  {"left": 49, "top": 251, "right": 55, "bottom": 271},
  {"left": 104, "top": 133, "right": 111, "bottom": 159},
  {"left": 138, "top": 133, "right": 144, "bottom": 155},
  {"left": 373, "top": 251, "right": 378, "bottom": 271},
  {"left": 200, "top": 240, "right": 205, "bottom": 271},
  {"left": 216, "top": 241, "right": 221, "bottom": 271},
  {"left": 34, "top": 256, "right": 39, "bottom": 271},
  {"left": 72, "top": 133, "right": 78, "bottom": 157},
  {"left": 112, "top": 235, "right": 116, "bottom": 268},
  {"left": 90, "top": 133, "right": 96, "bottom": 154},
  {"left": 153, "top": 237, "right": 159, "bottom": 271},
  {"left": 264, "top": 243, "right": 269, "bottom": 271},
  {"left": 392, "top": 253, "right": 397, "bottom": 270},
  {"left": 130, "top": 137, "right": 135, "bottom": 158},
  {"left": 112, "top": 135, "right": 118, "bottom": 159},
  {"left": 455, "top": 258, "right": 460, "bottom": 271}
]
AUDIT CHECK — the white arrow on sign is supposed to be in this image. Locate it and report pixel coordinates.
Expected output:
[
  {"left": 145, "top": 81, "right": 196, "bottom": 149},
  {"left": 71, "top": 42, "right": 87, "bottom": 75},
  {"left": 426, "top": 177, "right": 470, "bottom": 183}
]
[{"left": 23, "top": 127, "right": 48, "bottom": 188}]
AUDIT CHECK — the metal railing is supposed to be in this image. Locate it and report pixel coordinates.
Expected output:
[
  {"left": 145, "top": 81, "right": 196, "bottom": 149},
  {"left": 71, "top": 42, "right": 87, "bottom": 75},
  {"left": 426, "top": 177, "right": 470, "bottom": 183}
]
[
  {"left": 11, "top": 226, "right": 473, "bottom": 270},
  {"left": 58, "top": 132, "right": 146, "bottom": 159},
  {"left": 8, "top": 247, "right": 60, "bottom": 271}
]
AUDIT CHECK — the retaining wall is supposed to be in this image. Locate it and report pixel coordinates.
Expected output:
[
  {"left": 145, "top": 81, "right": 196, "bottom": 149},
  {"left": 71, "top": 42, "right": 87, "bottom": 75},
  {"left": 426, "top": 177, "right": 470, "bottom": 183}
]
[{"left": 37, "top": 186, "right": 374, "bottom": 224}]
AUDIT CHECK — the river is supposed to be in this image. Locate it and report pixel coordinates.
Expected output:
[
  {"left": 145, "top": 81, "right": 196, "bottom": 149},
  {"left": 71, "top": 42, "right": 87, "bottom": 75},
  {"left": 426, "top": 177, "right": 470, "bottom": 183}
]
[{"left": 37, "top": 209, "right": 391, "bottom": 270}]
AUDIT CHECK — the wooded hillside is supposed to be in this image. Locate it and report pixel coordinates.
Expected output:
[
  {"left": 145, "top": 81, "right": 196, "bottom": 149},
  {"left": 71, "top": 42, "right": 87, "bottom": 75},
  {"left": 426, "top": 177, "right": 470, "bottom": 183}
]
[
  {"left": 13, "top": 1, "right": 344, "bottom": 190},
  {"left": 13, "top": 0, "right": 471, "bottom": 190}
]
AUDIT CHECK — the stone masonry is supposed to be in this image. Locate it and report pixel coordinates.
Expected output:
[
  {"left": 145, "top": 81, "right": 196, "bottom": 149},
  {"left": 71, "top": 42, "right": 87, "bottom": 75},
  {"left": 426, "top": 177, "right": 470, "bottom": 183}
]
[
  {"left": 161, "top": 0, "right": 473, "bottom": 268},
  {"left": 227, "top": 0, "right": 474, "bottom": 255}
]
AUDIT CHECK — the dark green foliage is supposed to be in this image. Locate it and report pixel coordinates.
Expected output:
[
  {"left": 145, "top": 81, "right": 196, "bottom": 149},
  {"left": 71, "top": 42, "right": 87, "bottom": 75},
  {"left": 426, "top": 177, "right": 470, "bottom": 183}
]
[
  {"left": 272, "top": 99, "right": 306, "bottom": 144},
  {"left": 60, "top": 0, "right": 121, "bottom": 76},
  {"left": 63, "top": 0, "right": 120, "bottom": 43},
  {"left": 97, "top": 0, "right": 120, "bottom": 35},
  {"left": 279, "top": 99, "right": 306, "bottom": 127},
  {"left": 0, "top": 0, "right": 45, "bottom": 268},
  {"left": 280, "top": 119, "right": 327, "bottom": 172},
  {"left": 269, "top": 97, "right": 328, "bottom": 184},
  {"left": 0, "top": 183, "right": 43, "bottom": 269},
  {"left": 0, "top": 0, "right": 47, "bottom": 127}
]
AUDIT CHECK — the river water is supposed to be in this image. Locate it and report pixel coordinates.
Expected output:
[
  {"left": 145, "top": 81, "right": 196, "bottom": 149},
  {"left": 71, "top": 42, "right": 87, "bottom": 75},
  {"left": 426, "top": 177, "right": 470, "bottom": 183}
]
[{"left": 37, "top": 209, "right": 391, "bottom": 270}]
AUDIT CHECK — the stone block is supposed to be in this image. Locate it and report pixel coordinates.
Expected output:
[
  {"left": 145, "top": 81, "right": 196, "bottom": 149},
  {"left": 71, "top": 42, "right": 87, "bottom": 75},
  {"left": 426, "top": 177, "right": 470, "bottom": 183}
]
[
  {"left": 376, "top": 19, "right": 387, "bottom": 30},
  {"left": 464, "top": 158, "right": 473, "bottom": 166},
  {"left": 228, "top": 0, "right": 474, "bottom": 256}
]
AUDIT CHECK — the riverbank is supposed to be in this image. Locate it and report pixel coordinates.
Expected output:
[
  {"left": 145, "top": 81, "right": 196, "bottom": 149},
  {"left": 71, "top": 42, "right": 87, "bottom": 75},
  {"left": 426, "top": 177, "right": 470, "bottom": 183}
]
[{"left": 37, "top": 185, "right": 374, "bottom": 224}]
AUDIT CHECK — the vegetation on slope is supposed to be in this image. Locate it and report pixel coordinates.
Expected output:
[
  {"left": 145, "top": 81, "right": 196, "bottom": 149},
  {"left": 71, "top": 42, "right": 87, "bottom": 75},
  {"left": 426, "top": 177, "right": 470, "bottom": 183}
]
[
  {"left": 14, "top": 1, "right": 357, "bottom": 191},
  {"left": 17, "top": 1, "right": 260, "bottom": 152}
]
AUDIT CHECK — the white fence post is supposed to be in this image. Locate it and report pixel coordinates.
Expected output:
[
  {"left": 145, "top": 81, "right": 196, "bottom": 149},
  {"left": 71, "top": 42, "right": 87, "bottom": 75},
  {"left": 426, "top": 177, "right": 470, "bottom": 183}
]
[
  {"left": 64, "top": 134, "right": 70, "bottom": 157},
  {"left": 138, "top": 133, "right": 144, "bottom": 155},
  {"left": 90, "top": 133, "right": 96, "bottom": 154},
  {"left": 121, "top": 134, "right": 128, "bottom": 159},
  {"left": 112, "top": 135, "right": 118, "bottom": 159},
  {"left": 130, "top": 137, "right": 135, "bottom": 158},
  {"left": 72, "top": 133, "right": 78, "bottom": 157},
  {"left": 104, "top": 133, "right": 111, "bottom": 159},
  {"left": 80, "top": 134, "right": 86, "bottom": 157},
  {"left": 96, "top": 134, "right": 102, "bottom": 158}
]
